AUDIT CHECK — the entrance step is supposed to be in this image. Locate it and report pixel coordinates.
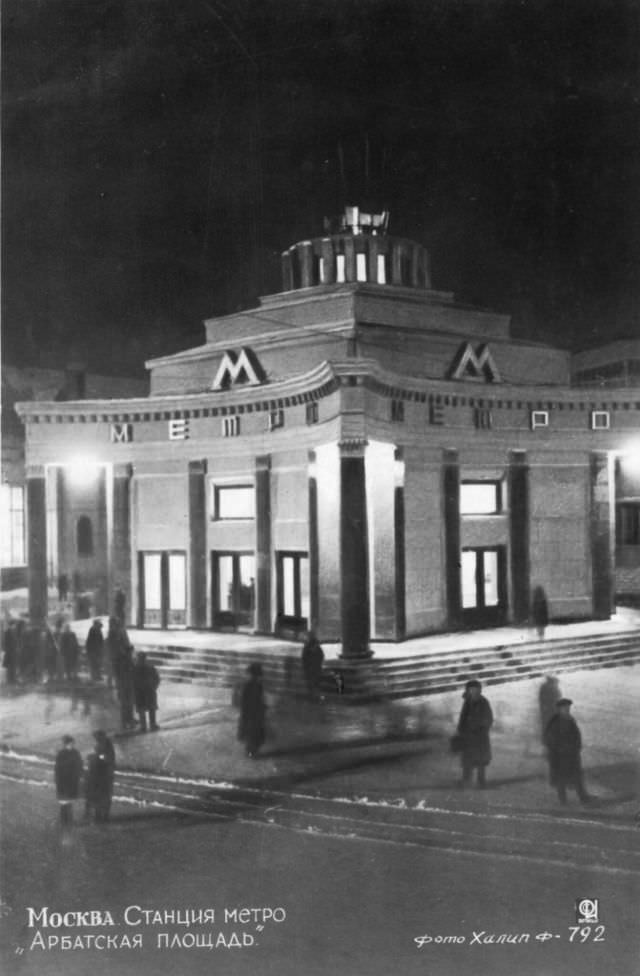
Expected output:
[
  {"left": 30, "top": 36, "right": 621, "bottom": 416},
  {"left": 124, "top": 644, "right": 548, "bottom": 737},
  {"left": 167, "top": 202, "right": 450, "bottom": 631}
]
[{"left": 140, "top": 631, "right": 640, "bottom": 703}]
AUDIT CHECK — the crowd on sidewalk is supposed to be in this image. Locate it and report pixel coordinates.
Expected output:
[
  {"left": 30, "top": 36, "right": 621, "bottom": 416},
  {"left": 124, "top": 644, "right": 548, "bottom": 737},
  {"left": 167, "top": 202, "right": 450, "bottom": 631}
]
[{"left": 4, "top": 608, "right": 600, "bottom": 833}]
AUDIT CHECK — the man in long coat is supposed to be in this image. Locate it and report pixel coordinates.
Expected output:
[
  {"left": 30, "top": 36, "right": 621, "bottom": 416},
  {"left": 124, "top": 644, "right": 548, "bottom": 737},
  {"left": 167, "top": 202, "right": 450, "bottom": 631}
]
[
  {"left": 85, "top": 619, "right": 104, "bottom": 681},
  {"left": 85, "top": 730, "right": 116, "bottom": 822},
  {"left": 544, "top": 698, "right": 590, "bottom": 804},
  {"left": 55, "top": 734, "right": 83, "bottom": 828},
  {"left": 60, "top": 623, "right": 80, "bottom": 681},
  {"left": 238, "top": 662, "right": 267, "bottom": 758},
  {"left": 457, "top": 679, "right": 494, "bottom": 788},
  {"left": 301, "top": 630, "right": 325, "bottom": 701},
  {"left": 132, "top": 651, "right": 160, "bottom": 731}
]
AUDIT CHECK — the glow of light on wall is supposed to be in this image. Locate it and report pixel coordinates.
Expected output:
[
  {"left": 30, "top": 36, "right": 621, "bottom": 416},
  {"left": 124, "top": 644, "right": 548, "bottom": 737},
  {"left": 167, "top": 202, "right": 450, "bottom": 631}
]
[
  {"left": 618, "top": 445, "right": 640, "bottom": 480},
  {"left": 65, "top": 458, "right": 101, "bottom": 488}
]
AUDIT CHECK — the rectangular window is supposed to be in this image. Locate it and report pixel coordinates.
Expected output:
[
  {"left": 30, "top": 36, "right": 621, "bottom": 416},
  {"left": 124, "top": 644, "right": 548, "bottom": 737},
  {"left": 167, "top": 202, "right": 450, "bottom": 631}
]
[
  {"left": 460, "top": 481, "right": 501, "bottom": 515},
  {"left": 591, "top": 410, "right": 610, "bottom": 430},
  {"left": 214, "top": 485, "right": 255, "bottom": 520},
  {"left": 336, "top": 253, "right": 346, "bottom": 283},
  {"left": 391, "top": 399, "right": 405, "bottom": 422},
  {"left": 377, "top": 253, "right": 387, "bottom": 284},
  {"left": 616, "top": 503, "right": 640, "bottom": 546},
  {"left": 222, "top": 415, "right": 240, "bottom": 437},
  {"left": 306, "top": 401, "right": 319, "bottom": 425},
  {"left": 356, "top": 252, "right": 367, "bottom": 281},
  {"left": 0, "top": 484, "right": 25, "bottom": 566},
  {"left": 268, "top": 408, "right": 284, "bottom": 430},
  {"left": 530, "top": 410, "right": 549, "bottom": 429},
  {"left": 277, "top": 552, "right": 310, "bottom": 622}
]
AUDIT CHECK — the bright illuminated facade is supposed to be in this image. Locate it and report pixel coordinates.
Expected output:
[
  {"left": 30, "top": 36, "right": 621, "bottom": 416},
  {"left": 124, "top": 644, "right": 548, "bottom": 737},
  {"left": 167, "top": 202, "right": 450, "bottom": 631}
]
[{"left": 15, "top": 213, "right": 640, "bottom": 654}]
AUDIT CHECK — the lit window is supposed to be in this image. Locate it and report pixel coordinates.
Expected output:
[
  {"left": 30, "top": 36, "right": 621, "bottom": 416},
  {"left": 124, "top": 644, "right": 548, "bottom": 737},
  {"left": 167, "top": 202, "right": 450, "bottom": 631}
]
[
  {"left": 0, "top": 484, "right": 25, "bottom": 566},
  {"left": 377, "top": 254, "right": 387, "bottom": 284},
  {"left": 356, "top": 253, "right": 367, "bottom": 281},
  {"left": 277, "top": 552, "right": 310, "bottom": 621},
  {"left": 336, "top": 254, "right": 346, "bottom": 283},
  {"left": 460, "top": 482, "right": 501, "bottom": 515},
  {"left": 214, "top": 485, "right": 255, "bottom": 520},
  {"left": 222, "top": 415, "right": 240, "bottom": 437}
]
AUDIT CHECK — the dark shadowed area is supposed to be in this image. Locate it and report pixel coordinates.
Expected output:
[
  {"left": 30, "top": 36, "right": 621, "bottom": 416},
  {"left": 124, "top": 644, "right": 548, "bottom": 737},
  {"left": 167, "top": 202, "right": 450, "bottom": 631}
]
[{"left": 3, "top": 0, "right": 639, "bottom": 376}]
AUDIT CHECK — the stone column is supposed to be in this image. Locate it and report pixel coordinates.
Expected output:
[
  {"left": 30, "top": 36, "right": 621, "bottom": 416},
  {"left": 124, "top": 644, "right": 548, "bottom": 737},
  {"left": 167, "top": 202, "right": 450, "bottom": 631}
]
[
  {"left": 111, "top": 465, "right": 132, "bottom": 622},
  {"left": 188, "top": 459, "right": 208, "bottom": 629},
  {"left": 255, "top": 455, "right": 272, "bottom": 634},
  {"left": 590, "top": 451, "right": 614, "bottom": 619},
  {"left": 509, "top": 450, "right": 530, "bottom": 623},
  {"left": 394, "top": 448, "right": 407, "bottom": 639},
  {"left": 443, "top": 449, "right": 461, "bottom": 628},
  {"left": 308, "top": 451, "right": 319, "bottom": 631},
  {"left": 339, "top": 441, "right": 371, "bottom": 657},
  {"left": 27, "top": 464, "right": 48, "bottom": 624}
]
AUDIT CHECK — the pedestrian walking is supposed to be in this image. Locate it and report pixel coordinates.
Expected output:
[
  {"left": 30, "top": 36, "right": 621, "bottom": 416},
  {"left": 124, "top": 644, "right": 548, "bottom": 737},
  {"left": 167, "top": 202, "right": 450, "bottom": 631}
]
[
  {"left": 43, "top": 624, "right": 59, "bottom": 683},
  {"left": 85, "top": 730, "right": 115, "bottom": 823},
  {"left": 57, "top": 572, "right": 69, "bottom": 604},
  {"left": 132, "top": 651, "right": 160, "bottom": 731},
  {"left": 538, "top": 675, "right": 561, "bottom": 744},
  {"left": 118, "top": 643, "right": 136, "bottom": 730},
  {"left": 113, "top": 587, "right": 126, "bottom": 626},
  {"left": 2, "top": 618, "right": 18, "bottom": 685},
  {"left": 54, "top": 735, "right": 83, "bottom": 829},
  {"left": 105, "top": 617, "right": 125, "bottom": 690},
  {"left": 531, "top": 585, "right": 549, "bottom": 639},
  {"left": 85, "top": 619, "right": 104, "bottom": 681},
  {"left": 301, "top": 629, "right": 325, "bottom": 701},
  {"left": 456, "top": 679, "right": 493, "bottom": 789},
  {"left": 543, "top": 698, "right": 590, "bottom": 805},
  {"left": 238, "top": 662, "right": 267, "bottom": 758},
  {"left": 60, "top": 623, "right": 80, "bottom": 681}
]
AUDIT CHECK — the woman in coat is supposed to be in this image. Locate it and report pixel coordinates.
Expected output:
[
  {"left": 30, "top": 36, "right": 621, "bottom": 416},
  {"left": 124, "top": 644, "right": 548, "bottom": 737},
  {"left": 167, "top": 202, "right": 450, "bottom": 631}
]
[
  {"left": 238, "top": 663, "right": 267, "bottom": 758},
  {"left": 457, "top": 679, "right": 493, "bottom": 788}
]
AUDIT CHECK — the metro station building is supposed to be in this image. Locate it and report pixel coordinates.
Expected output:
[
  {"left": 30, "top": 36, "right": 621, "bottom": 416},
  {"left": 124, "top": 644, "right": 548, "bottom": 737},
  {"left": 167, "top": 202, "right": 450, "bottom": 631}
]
[{"left": 16, "top": 210, "right": 640, "bottom": 656}]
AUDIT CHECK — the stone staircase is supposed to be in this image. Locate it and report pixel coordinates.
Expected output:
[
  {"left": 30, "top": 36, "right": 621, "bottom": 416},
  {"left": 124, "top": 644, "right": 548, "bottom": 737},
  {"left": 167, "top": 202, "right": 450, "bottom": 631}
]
[{"left": 140, "top": 630, "right": 640, "bottom": 704}]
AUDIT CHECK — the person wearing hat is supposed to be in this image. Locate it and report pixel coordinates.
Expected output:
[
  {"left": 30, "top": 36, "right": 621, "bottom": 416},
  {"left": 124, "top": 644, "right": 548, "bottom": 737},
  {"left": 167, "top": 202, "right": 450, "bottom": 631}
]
[
  {"left": 543, "top": 698, "right": 590, "bottom": 805},
  {"left": 133, "top": 651, "right": 160, "bottom": 732},
  {"left": 54, "top": 735, "right": 84, "bottom": 829},
  {"left": 85, "top": 618, "right": 104, "bottom": 682},
  {"left": 456, "top": 679, "right": 494, "bottom": 789},
  {"left": 85, "top": 730, "right": 116, "bottom": 823},
  {"left": 238, "top": 662, "right": 267, "bottom": 758}
]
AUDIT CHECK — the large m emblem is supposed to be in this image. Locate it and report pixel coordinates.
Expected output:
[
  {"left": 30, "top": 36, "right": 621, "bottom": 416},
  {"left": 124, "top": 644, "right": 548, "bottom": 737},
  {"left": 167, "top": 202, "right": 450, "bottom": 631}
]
[
  {"left": 212, "top": 348, "right": 266, "bottom": 390},
  {"left": 449, "top": 342, "right": 501, "bottom": 383}
]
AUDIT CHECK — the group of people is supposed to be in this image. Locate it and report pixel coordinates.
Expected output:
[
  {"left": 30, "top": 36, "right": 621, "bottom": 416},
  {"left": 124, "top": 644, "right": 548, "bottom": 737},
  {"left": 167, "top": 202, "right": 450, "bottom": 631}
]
[
  {"left": 2, "top": 611, "right": 161, "bottom": 734},
  {"left": 1, "top": 616, "right": 85, "bottom": 685},
  {"left": 453, "top": 678, "right": 590, "bottom": 804},
  {"left": 55, "top": 730, "right": 116, "bottom": 828}
]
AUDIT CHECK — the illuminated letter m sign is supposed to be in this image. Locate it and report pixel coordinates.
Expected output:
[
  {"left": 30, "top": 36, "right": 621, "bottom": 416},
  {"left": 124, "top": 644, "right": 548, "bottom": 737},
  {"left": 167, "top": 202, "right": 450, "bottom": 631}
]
[
  {"left": 449, "top": 342, "right": 501, "bottom": 383},
  {"left": 212, "top": 348, "right": 265, "bottom": 390}
]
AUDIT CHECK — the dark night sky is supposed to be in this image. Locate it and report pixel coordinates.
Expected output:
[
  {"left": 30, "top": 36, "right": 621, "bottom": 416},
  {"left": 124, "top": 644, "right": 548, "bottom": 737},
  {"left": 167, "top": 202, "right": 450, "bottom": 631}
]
[{"left": 3, "top": 0, "right": 639, "bottom": 376}]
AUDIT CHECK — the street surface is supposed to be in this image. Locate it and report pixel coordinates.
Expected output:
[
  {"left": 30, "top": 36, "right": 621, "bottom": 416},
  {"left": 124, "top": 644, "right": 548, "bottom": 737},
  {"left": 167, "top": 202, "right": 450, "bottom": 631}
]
[{"left": 1, "top": 661, "right": 639, "bottom": 975}]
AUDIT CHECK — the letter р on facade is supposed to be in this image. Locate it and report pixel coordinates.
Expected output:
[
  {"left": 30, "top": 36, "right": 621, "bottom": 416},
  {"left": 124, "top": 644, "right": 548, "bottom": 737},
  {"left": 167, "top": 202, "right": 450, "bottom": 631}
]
[{"left": 14, "top": 207, "right": 640, "bottom": 654}]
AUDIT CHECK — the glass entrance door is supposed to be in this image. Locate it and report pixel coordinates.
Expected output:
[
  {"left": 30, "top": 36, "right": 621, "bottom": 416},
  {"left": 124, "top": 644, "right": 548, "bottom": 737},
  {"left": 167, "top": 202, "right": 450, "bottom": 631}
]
[
  {"left": 460, "top": 547, "right": 506, "bottom": 627},
  {"left": 139, "top": 551, "right": 187, "bottom": 628},
  {"left": 211, "top": 552, "right": 255, "bottom": 630}
]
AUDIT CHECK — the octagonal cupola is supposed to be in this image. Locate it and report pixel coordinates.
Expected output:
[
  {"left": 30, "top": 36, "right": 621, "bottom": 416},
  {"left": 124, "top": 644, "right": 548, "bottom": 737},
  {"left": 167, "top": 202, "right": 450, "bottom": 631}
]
[{"left": 281, "top": 206, "right": 431, "bottom": 292}]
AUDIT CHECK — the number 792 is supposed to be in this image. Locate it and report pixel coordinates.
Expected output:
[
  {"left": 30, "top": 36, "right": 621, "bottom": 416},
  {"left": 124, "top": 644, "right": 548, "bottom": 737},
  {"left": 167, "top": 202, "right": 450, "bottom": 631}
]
[{"left": 568, "top": 926, "right": 606, "bottom": 943}]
